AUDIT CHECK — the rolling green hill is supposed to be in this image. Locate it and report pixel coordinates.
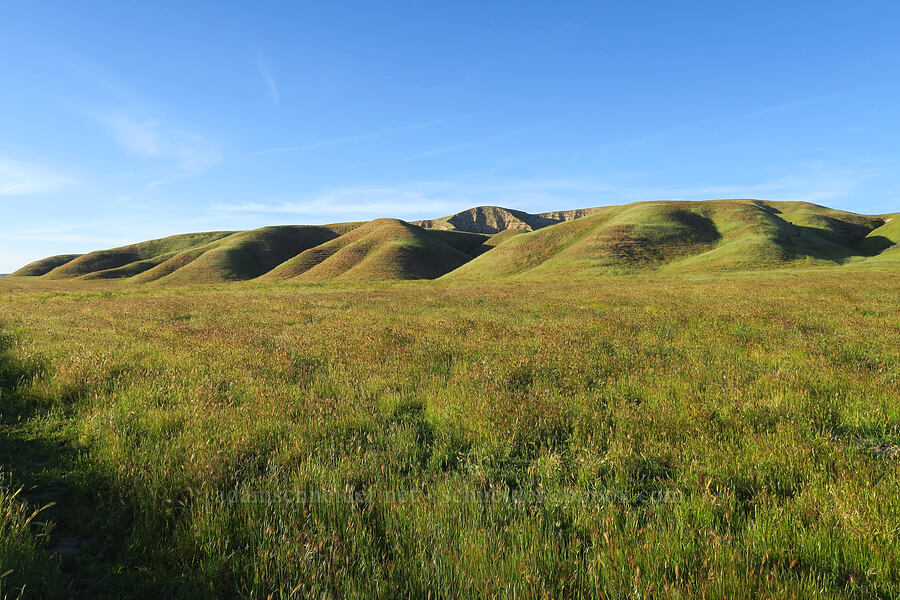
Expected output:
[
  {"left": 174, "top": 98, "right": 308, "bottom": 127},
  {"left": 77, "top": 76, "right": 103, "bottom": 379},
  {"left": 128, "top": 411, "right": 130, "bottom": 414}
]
[
  {"left": 34, "top": 232, "right": 235, "bottom": 280},
  {"left": 263, "top": 218, "right": 477, "bottom": 282},
  {"left": 12, "top": 253, "right": 83, "bottom": 276},
  {"left": 143, "top": 224, "right": 363, "bottom": 284},
  {"left": 11, "top": 200, "right": 897, "bottom": 283},
  {"left": 445, "top": 200, "right": 893, "bottom": 280}
]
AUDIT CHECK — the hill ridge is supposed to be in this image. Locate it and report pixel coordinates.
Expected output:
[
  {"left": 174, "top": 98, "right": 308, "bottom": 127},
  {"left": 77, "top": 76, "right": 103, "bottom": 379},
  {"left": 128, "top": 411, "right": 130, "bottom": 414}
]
[{"left": 11, "top": 200, "right": 898, "bottom": 283}]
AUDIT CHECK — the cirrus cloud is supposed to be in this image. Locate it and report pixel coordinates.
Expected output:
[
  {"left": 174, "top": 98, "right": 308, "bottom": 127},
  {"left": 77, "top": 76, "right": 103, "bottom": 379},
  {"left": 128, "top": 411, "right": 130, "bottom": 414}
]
[
  {"left": 101, "top": 112, "right": 221, "bottom": 176},
  {"left": 0, "top": 156, "right": 73, "bottom": 195}
]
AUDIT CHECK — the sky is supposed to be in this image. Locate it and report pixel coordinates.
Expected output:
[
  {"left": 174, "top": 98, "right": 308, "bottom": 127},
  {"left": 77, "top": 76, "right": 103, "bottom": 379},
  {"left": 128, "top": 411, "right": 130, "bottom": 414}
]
[{"left": 1, "top": 1, "right": 900, "bottom": 272}]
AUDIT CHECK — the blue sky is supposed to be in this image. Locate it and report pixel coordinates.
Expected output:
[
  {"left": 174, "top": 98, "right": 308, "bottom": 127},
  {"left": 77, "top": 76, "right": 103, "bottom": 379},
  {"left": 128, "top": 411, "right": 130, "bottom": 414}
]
[{"left": 2, "top": 1, "right": 899, "bottom": 271}]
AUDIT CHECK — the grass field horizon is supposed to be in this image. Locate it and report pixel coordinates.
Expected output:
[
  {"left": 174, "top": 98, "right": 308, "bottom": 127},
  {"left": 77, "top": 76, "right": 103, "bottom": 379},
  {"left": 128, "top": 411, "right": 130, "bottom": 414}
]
[{"left": 1, "top": 261, "right": 898, "bottom": 598}]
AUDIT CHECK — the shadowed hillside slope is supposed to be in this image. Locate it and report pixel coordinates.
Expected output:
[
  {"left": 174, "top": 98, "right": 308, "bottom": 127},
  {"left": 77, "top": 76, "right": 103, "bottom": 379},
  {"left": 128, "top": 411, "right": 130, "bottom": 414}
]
[
  {"left": 469, "top": 229, "right": 528, "bottom": 257},
  {"left": 445, "top": 200, "right": 893, "bottom": 280},
  {"left": 423, "top": 229, "right": 492, "bottom": 255},
  {"left": 855, "top": 214, "right": 900, "bottom": 266},
  {"left": 263, "top": 219, "right": 475, "bottom": 282},
  {"left": 145, "top": 224, "right": 363, "bottom": 283}
]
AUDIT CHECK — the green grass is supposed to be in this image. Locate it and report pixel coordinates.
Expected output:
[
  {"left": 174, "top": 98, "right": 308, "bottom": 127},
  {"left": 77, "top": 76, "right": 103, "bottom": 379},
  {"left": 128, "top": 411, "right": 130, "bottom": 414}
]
[
  {"left": 0, "top": 472, "right": 60, "bottom": 599},
  {"left": 0, "top": 263, "right": 897, "bottom": 598}
]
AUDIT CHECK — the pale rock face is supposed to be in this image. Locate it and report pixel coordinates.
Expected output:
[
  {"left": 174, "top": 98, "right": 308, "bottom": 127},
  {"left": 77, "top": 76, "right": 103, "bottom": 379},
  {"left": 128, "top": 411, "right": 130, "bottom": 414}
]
[{"left": 413, "top": 205, "right": 597, "bottom": 234}]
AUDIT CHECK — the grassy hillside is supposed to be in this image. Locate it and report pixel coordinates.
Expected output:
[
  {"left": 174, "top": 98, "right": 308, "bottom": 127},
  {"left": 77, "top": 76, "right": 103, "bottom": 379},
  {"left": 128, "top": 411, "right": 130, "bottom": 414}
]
[
  {"left": 0, "top": 269, "right": 897, "bottom": 598},
  {"left": 263, "top": 218, "right": 474, "bottom": 282},
  {"left": 12, "top": 254, "right": 82, "bottom": 276},
  {"left": 150, "top": 224, "right": 362, "bottom": 284},
  {"left": 447, "top": 200, "right": 893, "bottom": 279},
  {"left": 130, "top": 244, "right": 223, "bottom": 283},
  {"left": 40, "top": 232, "right": 235, "bottom": 280},
  {"left": 14, "top": 221, "right": 478, "bottom": 284},
  {"left": 12, "top": 200, "right": 896, "bottom": 284}
]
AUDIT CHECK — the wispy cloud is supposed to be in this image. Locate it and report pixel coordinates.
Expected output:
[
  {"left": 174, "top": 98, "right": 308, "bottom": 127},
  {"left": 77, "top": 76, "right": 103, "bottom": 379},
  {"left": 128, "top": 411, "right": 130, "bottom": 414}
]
[
  {"left": 0, "top": 156, "right": 73, "bottom": 195},
  {"left": 103, "top": 113, "right": 162, "bottom": 155},
  {"left": 32, "top": 37, "right": 140, "bottom": 107},
  {"left": 0, "top": 224, "right": 126, "bottom": 245},
  {"left": 248, "top": 117, "right": 460, "bottom": 157},
  {"left": 207, "top": 161, "right": 900, "bottom": 222},
  {"left": 101, "top": 112, "right": 221, "bottom": 177},
  {"left": 34, "top": 42, "right": 222, "bottom": 182},
  {"left": 723, "top": 162, "right": 900, "bottom": 206},
  {"left": 209, "top": 179, "right": 632, "bottom": 221},
  {"left": 0, "top": 221, "right": 159, "bottom": 272},
  {"left": 255, "top": 51, "right": 279, "bottom": 107},
  {"left": 743, "top": 90, "right": 847, "bottom": 120},
  {"left": 591, "top": 121, "right": 706, "bottom": 154},
  {"left": 210, "top": 183, "right": 464, "bottom": 219},
  {"left": 585, "top": 162, "right": 900, "bottom": 209},
  {"left": 591, "top": 90, "right": 851, "bottom": 156},
  {"left": 403, "top": 123, "right": 553, "bottom": 161}
]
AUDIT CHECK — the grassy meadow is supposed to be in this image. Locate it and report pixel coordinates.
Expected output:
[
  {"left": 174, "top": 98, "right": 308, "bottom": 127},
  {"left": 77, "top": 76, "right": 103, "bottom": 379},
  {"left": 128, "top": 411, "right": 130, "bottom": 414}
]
[{"left": 0, "top": 266, "right": 898, "bottom": 598}]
